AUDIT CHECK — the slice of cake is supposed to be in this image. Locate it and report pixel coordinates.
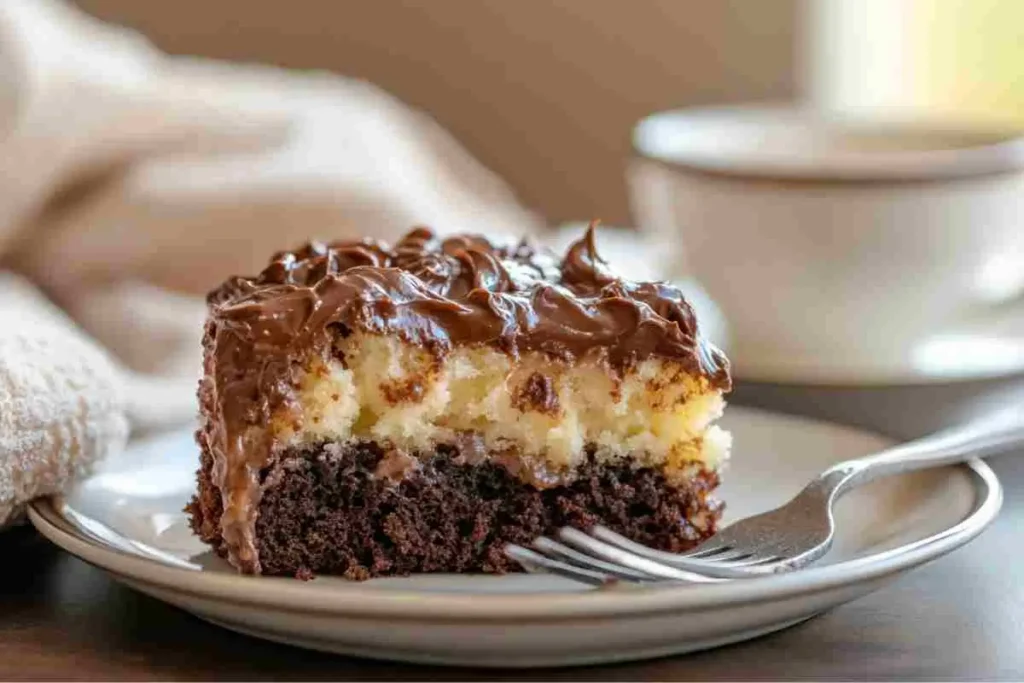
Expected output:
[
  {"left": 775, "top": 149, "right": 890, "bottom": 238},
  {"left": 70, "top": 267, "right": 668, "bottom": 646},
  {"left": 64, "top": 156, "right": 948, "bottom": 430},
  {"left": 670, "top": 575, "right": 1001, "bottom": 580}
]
[{"left": 187, "top": 224, "right": 731, "bottom": 579}]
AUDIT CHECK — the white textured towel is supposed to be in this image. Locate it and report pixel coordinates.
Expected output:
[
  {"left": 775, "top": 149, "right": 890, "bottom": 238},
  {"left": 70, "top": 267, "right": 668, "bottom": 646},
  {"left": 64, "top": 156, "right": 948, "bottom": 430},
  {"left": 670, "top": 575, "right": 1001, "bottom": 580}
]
[
  {"left": 0, "top": 0, "right": 541, "bottom": 523},
  {"left": 0, "top": 275, "right": 128, "bottom": 524}
]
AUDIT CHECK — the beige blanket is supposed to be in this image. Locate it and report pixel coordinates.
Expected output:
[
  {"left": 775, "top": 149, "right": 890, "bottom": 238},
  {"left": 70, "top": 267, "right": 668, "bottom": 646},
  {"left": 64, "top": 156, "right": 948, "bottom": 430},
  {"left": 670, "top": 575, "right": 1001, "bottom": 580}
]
[{"left": 0, "top": 0, "right": 542, "bottom": 523}]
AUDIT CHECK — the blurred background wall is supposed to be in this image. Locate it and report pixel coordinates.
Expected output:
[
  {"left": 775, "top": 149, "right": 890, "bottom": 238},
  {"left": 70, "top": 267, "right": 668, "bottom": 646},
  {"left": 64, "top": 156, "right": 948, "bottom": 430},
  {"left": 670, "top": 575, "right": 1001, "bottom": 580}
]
[
  {"left": 72, "top": 0, "right": 799, "bottom": 225},
  {"left": 808, "top": 0, "right": 1024, "bottom": 129}
]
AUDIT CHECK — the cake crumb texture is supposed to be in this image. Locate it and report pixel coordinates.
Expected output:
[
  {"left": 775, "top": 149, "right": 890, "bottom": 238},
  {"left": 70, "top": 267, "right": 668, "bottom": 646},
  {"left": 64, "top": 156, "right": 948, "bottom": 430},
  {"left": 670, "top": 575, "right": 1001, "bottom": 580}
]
[{"left": 187, "top": 440, "right": 722, "bottom": 579}]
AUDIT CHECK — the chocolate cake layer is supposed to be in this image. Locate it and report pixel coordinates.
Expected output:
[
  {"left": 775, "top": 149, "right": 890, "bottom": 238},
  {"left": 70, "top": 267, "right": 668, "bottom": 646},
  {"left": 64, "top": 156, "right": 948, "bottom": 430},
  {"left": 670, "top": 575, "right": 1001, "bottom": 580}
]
[{"left": 187, "top": 441, "right": 722, "bottom": 580}]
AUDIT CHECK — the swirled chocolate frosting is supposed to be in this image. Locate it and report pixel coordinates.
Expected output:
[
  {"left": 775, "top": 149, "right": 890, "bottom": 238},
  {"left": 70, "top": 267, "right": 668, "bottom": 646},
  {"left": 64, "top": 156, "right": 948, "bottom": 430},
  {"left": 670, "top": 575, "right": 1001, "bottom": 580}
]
[{"left": 199, "top": 224, "right": 730, "bottom": 572}]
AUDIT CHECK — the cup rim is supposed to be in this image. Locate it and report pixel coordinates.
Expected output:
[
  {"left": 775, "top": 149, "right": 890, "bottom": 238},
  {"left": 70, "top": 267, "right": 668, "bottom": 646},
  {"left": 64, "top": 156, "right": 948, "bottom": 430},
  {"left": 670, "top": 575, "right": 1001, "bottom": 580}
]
[{"left": 633, "top": 103, "right": 1024, "bottom": 182}]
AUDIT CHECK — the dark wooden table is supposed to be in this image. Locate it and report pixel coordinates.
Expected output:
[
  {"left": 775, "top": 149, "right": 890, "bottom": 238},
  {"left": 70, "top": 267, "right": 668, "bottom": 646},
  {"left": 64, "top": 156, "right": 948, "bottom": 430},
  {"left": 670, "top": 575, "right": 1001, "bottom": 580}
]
[{"left": 4, "top": 376, "right": 1023, "bottom": 680}]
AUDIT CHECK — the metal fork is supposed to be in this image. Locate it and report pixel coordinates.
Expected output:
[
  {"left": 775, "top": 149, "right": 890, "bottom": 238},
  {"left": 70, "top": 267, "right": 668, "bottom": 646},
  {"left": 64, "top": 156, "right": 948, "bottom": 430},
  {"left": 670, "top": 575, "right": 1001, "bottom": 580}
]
[{"left": 508, "top": 406, "right": 1024, "bottom": 584}]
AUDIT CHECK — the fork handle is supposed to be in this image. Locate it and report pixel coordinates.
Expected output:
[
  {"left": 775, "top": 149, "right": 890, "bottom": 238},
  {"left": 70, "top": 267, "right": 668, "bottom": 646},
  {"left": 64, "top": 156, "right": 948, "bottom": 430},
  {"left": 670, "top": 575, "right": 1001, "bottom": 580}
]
[{"left": 822, "top": 405, "right": 1024, "bottom": 497}]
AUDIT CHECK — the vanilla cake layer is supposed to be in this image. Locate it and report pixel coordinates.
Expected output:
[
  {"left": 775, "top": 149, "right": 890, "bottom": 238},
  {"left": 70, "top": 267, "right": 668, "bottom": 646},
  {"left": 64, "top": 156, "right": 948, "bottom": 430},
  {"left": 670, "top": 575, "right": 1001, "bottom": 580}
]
[{"left": 272, "top": 331, "right": 731, "bottom": 482}]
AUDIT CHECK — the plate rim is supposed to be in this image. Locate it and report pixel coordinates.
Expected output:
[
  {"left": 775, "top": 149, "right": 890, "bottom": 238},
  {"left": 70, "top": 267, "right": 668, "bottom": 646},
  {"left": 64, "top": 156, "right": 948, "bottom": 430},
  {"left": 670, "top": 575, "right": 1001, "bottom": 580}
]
[{"left": 28, "top": 418, "right": 1003, "bottom": 624}]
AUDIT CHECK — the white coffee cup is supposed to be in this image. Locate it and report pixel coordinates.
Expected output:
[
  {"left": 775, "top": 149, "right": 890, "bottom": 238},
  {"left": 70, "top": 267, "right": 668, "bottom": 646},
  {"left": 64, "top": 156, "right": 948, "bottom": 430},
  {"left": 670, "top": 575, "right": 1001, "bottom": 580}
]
[{"left": 628, "top": 104, "right": 1024, "bottom": 384}]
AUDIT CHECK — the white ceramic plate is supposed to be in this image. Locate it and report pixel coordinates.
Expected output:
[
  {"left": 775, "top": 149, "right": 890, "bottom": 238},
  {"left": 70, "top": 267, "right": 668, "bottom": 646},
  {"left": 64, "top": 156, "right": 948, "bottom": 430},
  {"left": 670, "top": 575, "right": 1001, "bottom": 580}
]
[{"left": 29, "top": 407, "right": 1001, "bottom": 668}]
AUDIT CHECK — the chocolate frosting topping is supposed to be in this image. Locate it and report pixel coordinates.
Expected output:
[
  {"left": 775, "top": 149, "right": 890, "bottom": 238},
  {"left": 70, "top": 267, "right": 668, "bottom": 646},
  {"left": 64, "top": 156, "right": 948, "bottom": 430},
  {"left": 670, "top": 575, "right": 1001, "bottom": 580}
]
[{"left": 200, "top": 223, "right": 730, "bottom": 572}]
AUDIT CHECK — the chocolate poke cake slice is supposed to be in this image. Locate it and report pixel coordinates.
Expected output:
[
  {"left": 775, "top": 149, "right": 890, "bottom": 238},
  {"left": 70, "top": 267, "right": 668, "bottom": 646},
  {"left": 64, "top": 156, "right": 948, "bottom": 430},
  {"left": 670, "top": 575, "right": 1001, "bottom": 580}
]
[{"left": 187, "top": 224, "right": 732, "bottom": 579}]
